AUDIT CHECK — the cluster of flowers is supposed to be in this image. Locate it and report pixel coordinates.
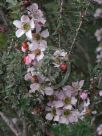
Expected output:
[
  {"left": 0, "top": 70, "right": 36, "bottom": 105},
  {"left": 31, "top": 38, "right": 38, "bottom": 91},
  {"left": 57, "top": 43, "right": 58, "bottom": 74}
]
[
  {"left": 94, "top": 0, "right": 102, "bottom": 63},
  {"left": 13, "top": 2, "right": 90, "bottom": 124},
  {"left": 45, "top": 80, "right": 90, "bottom": 124}
]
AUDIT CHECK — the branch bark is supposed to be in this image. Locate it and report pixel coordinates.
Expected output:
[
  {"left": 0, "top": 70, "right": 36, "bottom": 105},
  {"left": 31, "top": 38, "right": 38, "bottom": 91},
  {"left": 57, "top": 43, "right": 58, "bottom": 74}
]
[
  {"left": 0, "top": 111, "right": 20, "bottom": 136},
  {"left": 0, "top": 8, "right": 8, "bottom": 26}
]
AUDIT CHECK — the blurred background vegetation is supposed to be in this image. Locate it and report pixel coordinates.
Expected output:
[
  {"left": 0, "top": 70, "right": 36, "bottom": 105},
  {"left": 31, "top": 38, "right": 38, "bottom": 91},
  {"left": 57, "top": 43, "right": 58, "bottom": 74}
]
[{"left": 0, "top": 0, "right": 102, "bottom": 135}]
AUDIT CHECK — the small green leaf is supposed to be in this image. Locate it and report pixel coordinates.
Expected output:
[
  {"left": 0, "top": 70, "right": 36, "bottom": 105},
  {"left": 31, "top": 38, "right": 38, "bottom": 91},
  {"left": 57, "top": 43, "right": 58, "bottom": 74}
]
[{"left": 6, "top": 0, "right": 17, "bottom": 6}]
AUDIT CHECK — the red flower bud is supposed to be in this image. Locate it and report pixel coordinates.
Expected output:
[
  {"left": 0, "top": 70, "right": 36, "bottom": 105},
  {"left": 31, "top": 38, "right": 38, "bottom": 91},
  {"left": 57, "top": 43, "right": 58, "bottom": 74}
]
[
  {"left": 60, "top": 63, "right": 67, "bottom": 72},
  {"left": 21, "top": 41, "right": 28, "bottom": 52},
  {"left": 23, "top": 0, "right": 31, "bottom": 7}
]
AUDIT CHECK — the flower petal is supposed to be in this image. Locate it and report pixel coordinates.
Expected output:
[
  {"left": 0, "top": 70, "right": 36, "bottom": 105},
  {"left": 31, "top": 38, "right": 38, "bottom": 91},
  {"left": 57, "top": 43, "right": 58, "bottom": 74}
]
[
  {"left": 28, "top": 54, "right": 35, "bottom": 60},
  {"left": 46, "top": 113, "right": 53, "bottom": 121},
  {"left": 59, "top": 116, "right": 67, "bottom": 124},
  {"left": 45, "top": 87, "right": 53, "bottom": 96},
  {"left": 30, "top": 19, "right": 35, "bottom": 29},
  {"left": 16, "top": 29, "right": 25, "bottom": 38},
  {"left": 39, "top": 40, "right": 47, "bottom": 51},
  {"left": 41, "top": 29, "right": 49, "bottom": 38},
  {"left": 31, "top": 3, "right": 38, "bottom": 10},
  {"left": 13, "top": 20, "right": 22, "bottom": 28},
  {"left": 54, "top": 101, "right": 64, "bottom": 108},
  {"left": 21, "top": 15, "right": 30, "bottom": 23},
  {"left": 54, "top": 115, "right": 59, "bottom": 122},
  {"left": 79, "top": 80, "right": 84, "bottom": 89},
  {"left": 26, "top": 30, "right": 32, "bottom": 39},
  {"left": 36, "top": 52, "right": 44, "bottom": 61}
]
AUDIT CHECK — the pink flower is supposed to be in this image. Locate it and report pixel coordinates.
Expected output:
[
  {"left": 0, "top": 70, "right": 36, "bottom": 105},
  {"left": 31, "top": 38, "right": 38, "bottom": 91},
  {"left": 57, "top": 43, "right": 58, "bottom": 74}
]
[
  {"left": 80, "top": 92, "right": 88, "bottom": 100},
  {"left": 23, "top": 55, "right": 32, "bottom": 65}
]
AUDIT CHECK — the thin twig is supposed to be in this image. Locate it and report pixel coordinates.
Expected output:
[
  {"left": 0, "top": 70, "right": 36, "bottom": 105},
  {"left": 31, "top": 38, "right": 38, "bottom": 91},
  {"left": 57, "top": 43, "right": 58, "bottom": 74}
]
[
  {"left": 0, "top": 111, "right": 20, "bottom": 136},
  {"left": 0, "top": 8, "right": 8, "bottom": 26},
  {"left": 68, "top": 2, "right": 90, "bottom": 55},
  {"left": 58, "top": 0, "right": 64, "bottom": 48},
  {"left": 22, "top": 117, "right": 28, "bottom": 136}
]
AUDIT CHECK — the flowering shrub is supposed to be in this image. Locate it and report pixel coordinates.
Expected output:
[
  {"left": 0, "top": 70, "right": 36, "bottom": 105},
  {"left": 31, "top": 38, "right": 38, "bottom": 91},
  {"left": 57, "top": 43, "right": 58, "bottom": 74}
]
[
  {"left": 0, "top": 0, "right": 102, "bottom": 135},
  {"left": 13, "top": 2, "right": 93, "bottom": 125}
]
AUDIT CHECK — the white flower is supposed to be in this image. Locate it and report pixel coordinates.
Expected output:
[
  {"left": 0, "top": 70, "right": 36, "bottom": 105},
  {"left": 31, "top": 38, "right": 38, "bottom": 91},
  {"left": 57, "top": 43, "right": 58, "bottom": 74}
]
[
  {"left": 44, "top": 87, "right": 54, "bottom": 96},
  {"left": 95, "top": 28, "right": 102, "bottom": 42},
  {"left": 53, "top": 89, "right": 77, "bottom": 109},
  {"left": 83, "top": 98, "right": 90, "bottom": 107},
  {"left": 94, "top": 8, "right": 102, "bottom": 18},
  {"left": 96, "top": 46, "right": 102, "bottom": 63},
  {"left": 99, "top": 90, "right": 102, "bottom": 96},
  {"left": 27, "top": 67, "right": 35, "bottom": 76},
  {"left": 59, "top": 110, "right": 80, "bottom": 124},
  {"left": 28, "top": 40, "right": 47, "bottom": 52},
  {"left": 97, "top": 124, "right": 102, "bottom": 135},
  {"left": 72, "top": 80, "right": 84, "bottom": 94},
  {"left": 45, "top": 107, "right": 62, "bottom": 122},
  {"left": 28, "top": 41, "right": 47, "bottom": 62},
  {"left": 27, "top": 3, "right": 43, "bottom": 19},
  {"left": 27, "top": 3, "right": 46, "bottom": 25},
  {"left": 94, "top": 0, "right": 102, "bottom": 4},
  {"left": 31, "top": 28, "right": 49, "bottom": 43},
  {"left": 13, "top": 15, "right": 35, "bottom": 39},
  {"left": 53, "top": 50, "right": 68, "bottom": 67},
  {"left": 29, "top": 83, "right": 40, "bottom": 93},
  {"left": 24, "top": 73, "right": 32, "bottom": 81},
  {"left": 54, "top": 50, "right": 67, "bottom": 58}
]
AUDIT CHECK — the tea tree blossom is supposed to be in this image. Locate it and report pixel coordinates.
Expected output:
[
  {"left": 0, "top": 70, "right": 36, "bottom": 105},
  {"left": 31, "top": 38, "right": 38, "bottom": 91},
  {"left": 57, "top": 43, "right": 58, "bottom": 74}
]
[
  {"left": 28, "top": 50, "right": 44, "bottom": 62},
  {"left": 72, "top": 80, "right": 84, "bottom": 94},
  {"left": 99, "top": 90, "right": 102, "bottom": 96},
  {"left": 45, "top": 107, "right": 62, "bottom": 121},
  {"left": 96, "top": 46, "right": 102, "bottom": 63},
  {"left": 53, "top": 50, "right": 68, "bottom": 67},
  {"left": 59, "top": 110, "right": 80, "bottom": 124},
  {"left": 31, "top": 29, "right": 49, "bottom": 43},
  {"left": 95, "top": 28, "right": 102, "bottom": 42},
  {"left": 80, "top": 92, "right": 88, "bottom": 100},
  {"left": 94, "top": 0, "right": 102, "bottom": 4},
  {"left": 29, "top": 83, "right": 40, "bottom": 93},
  {"left": 13, "top": 15, "right": 35, "bottom": 39},
  {"left": 28, "top": 41, "right": 47, "bottom": 52},
  {"left": 27, "top": 3, "right": 46, "bottom": 25},
  {"left": 94, "top": 8, "right": 102, "bottom": 18},
  {"left": 97, "top": 124, "right": 102, "bottom": 135},
  {"left": 44, "top": 87, "right": 54, "bottom": 96}
]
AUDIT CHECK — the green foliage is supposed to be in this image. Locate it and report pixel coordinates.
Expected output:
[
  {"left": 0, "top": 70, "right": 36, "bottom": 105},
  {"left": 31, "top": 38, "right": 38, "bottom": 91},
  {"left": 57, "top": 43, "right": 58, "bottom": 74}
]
[
  {"left": 51, "top": 119, "right": 95, "bottom": 136},
  {"left": 0, "top": 33, "right": 7, "bottom": 50}
]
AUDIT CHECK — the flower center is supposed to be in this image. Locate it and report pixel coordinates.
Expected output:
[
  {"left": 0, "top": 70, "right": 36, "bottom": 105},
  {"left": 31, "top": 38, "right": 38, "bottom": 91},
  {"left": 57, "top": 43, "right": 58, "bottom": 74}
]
[
  {"left": 64, "top": 97, "right": 71, "bottom": 105},
  {"left": 63, "top": 110, "right": 71, "bottom": 116},
  {"left": 49, "top": 95, "right": 55, "bottom": 101},
  {"left": 22, "top": 23, "right": 30, "bottom": 31},
  {"left": 33, "top": 33, "right": 41, "bottom": 41},
  {"left": 32, "top": 75, "right": 39, "bottom": 83},
  {"left": 34, "top": 49, "right": 41, "bottom": 56},
  {"left": 51, "top": 108, "right": 56, "bottom": 116}
]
